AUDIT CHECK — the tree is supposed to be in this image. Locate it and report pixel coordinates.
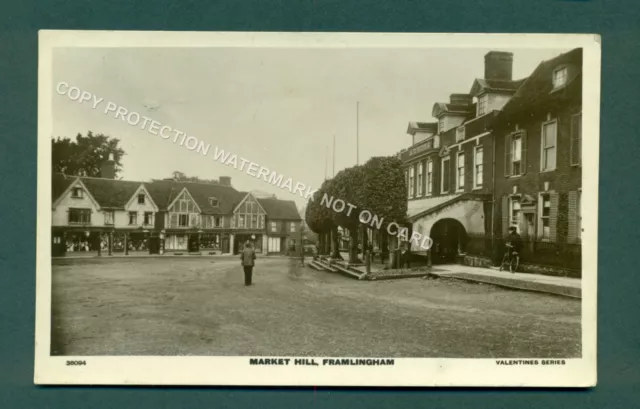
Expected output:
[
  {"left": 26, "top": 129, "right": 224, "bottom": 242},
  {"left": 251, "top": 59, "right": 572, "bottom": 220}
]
[
  {"left": 170, "top": 171, "right": 220, "bottom": 184},
  {"left": 360, "top": 156, "right": 408, "bottom": 268},
  {"left": 52, "top": 131, "right": 125, "bottom": 177},
  {"left": 305, "top": 180, "right": 340, "bottom": 258},
  {"left": 328, "top": 166, "right": 367, "bottom": 263}
]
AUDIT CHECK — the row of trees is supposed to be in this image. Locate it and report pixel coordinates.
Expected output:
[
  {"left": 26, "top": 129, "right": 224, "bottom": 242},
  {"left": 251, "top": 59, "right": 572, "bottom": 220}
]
[{"left": 305, "top": 156, "right": 408, "bottom": 266}]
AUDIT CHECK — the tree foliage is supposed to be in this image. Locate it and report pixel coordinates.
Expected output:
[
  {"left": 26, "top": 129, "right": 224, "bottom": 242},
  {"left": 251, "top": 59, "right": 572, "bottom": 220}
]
[
  {"left": 52, "top": 131, "right": 125, "bottom": 177},
  {"left": 360, "top": 156, "right": 408, "bottom": 228},
  {"left": 170, "top": 171, "right": 221, "bottom": 184},
  {"left": 305, "top": 180, "right": 334, "bottom": 234}
]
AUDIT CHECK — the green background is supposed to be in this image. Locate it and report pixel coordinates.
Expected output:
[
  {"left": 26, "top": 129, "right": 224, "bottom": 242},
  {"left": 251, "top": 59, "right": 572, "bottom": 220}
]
[{"left": 1, "top": 0, "right": 638, "bottom": 407}]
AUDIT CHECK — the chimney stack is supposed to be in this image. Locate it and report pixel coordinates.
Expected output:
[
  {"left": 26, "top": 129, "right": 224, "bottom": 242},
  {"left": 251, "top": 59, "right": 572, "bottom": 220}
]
[
  {"left": 484, "top": 51, "right": 513, "bottom": 81},
  {"left": 100, "top": 153, "right": 116, "bottom": 179},
  {"left": 449, "top": 93, "right": 473, "bottom": 106},
  {"left": 219, "top": 176, "right": 231, "bottom": 186}
]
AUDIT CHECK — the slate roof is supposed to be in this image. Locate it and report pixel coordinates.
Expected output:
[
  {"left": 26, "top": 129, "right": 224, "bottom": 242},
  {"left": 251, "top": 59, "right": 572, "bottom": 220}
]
[
  {"left": 256, "top": 198, "right": 302, "bottom": 221},
  {"left": 498, "top": 48, "right": 582, "bottom": 119},
  {"left": 79, "top": 177, "right": 142, "bottom": 209},
  {"left": 145, "top": 179, "right": 245, "bottom": 214},
  {"left": 407, "top": 122, "right": 438, "bottom": 135},
  {"left": 51, "top": 173, "right": 302, "bottom": 220},
  {"left": 469, "top": 77, "right": 526, "bottom": 97}
]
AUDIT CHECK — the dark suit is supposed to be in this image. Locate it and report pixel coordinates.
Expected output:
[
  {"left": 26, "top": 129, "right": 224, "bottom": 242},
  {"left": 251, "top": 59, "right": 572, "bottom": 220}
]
[{"left": 240, "top": 247, "right": 256, "bottom": 286}]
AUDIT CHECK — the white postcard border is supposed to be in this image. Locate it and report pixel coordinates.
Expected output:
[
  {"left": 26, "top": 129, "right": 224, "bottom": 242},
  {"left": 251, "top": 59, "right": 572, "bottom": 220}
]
[{"left": 35, "top": 30, "right": 600, "bottom": 387}]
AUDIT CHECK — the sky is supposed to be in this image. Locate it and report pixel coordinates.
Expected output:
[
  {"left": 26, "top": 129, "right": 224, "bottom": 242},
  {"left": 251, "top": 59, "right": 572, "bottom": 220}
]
[{"left": 51, "top": 46, "right": 571, "bottom": 209}]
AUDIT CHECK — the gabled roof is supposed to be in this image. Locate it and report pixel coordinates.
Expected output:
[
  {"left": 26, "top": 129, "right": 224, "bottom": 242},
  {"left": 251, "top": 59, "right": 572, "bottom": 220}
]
[
  {"left": 145, "top": 179, "right": 245, "bottom": 214},
  {"left": 51, "top": 174, "right": 102, "bottom": 210},
  {"left": 232, "top": 192, "right": 267, "bottom": 214},
  {"left": 52, "top": 173, "right": 75, "bottom": 201},
  {"left": 257, "top": 198, "right": 302, "bottom": 221},
  {"left": 77, "top": 177, "right": 141, "bottom": 209},
  {"left": 497, "top": 48, "right": 583, "bottom": 119},
  {"left": 469, "top": 77, "right": 526, "bottom": 97}
]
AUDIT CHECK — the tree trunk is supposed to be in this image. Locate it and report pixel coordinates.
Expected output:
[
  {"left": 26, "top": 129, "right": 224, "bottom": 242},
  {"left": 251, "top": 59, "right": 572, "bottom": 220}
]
[
  {"left": 322, "top": 232, "right": 329, "bottom": 255},
  {"left": 330, "top": 225, "right": 342, "bottom": 259},
  {"left": 387, "top": 233, "right": 398, "bottom": 269},
  {"left": 349, "top": 226, "right": 362, "bottom": 264},
  {"left": 318, "top": 233, "right": 324, "bottom": 255}
]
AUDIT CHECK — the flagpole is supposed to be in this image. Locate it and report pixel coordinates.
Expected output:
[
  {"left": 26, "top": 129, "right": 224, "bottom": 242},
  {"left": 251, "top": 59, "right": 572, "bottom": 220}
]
[
  {"left": 356, "top": 101, "right": 359, "bottom": 165},
  {"left": 324, "top": 146, "right": 328, "bottom": 180},
  {"left": 332, "top": 133, "right": 336, "bottom": 177}
]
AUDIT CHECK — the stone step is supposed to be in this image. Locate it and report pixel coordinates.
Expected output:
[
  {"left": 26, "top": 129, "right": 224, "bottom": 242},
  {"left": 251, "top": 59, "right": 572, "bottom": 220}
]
[
  {"left": 312, "top": 259, "right": 339, "bottom": 273},
  {"left": 307, "top": 260, "right": 326, "bottom": 271},
  {"left": 329, "top": 263, "right": 367, "bottom": 280}
]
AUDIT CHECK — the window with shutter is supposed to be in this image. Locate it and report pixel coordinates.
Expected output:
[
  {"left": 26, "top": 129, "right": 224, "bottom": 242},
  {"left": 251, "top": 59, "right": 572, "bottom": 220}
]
[
  {"left": 549, "top": 192, "right": 559, "bottom": 242},
  {"left": 539, "top": 193, "right": 552, "bottom": 240},
  {"left": 504, "top": 134, "right": 512, "bottom": 177},
  {"left": 520, "top": 130, "right": 528, "bottom": 174},
  {"left": 441, "top": 157, "right": 451, "bottom": 194},
  {"left": 501, "top": 196, "right": 509, "bottom": 237},
  {"left": 541, "top": 121, "right": 557, "bottom": 171},
  {"left": 568, "top": 191, "right": 578, "bottom": 243},
  {"left": 570, "top": 113, "right": 582, "bottom": 166}
]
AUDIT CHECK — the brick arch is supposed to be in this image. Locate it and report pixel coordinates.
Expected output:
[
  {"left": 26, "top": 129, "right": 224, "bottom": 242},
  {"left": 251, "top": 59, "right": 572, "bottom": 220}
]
[{"left": 429, "top": 218, "right": 468, "bottom": 264}]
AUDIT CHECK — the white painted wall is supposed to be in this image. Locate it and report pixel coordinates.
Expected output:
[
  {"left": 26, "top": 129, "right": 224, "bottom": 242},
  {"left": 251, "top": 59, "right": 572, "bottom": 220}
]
[
  {"left": 413, "top": 131, "right": 434, "bottom": 145},
  {"left": 52, "top": 182, "right": 100, "bottom": 226},
  {"left": 488, "top": 93, "right": 512, "bottom": 112},
  {"left": 442, "top": 115, "right": 466, "bottom": 133},
  {"left": 410, "top": 199, "right": 485, "bottom": 252}
]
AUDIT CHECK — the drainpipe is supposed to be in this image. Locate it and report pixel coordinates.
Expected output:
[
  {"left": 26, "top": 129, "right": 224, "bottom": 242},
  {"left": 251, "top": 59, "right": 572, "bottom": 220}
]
[{"left": 491, "top": 128, "right": 497, "bottom": 262}]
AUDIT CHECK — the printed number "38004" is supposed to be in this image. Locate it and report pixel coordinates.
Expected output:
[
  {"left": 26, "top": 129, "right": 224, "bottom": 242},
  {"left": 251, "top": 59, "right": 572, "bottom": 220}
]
[{"left": 66, "top": 360, "right": 87, "bottom": 366}]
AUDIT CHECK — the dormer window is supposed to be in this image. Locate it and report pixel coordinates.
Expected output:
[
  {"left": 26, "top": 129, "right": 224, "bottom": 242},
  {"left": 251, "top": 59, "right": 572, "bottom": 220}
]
[
  {"left": 208, "top": 197, "right": 219, "bottom": 207},
  {"left": 456, "top": 126, "right": 465, "bottom": 142},
  {"left": 553, "top": 67, "right": 568, "bottom": 88},
  {"left": 437, "top": 118, "right": 444, "bottom": 133},
  {"left": 71, "top": 187, "right": 83, "bottom": 198},
  {"left": 138, "top": 194, "right": 146, "bottom": 204}
]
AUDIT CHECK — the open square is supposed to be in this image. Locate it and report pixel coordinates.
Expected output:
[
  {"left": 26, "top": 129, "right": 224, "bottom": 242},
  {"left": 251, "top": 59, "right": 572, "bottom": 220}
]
[{"left": 51, "top": 257, "right": 581, "bottom": 358}]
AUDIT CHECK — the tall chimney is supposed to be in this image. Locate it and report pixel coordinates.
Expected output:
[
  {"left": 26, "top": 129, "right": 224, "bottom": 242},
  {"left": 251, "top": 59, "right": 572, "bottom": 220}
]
[
  {"left": 100, "top": 153, "right": 116, "bottom": 179},
  {"left": 484, "top": 51, "right": 513, "bottom": 81},
  {"left": 219, "top": 176, "right": 231, "bottom": 186}
]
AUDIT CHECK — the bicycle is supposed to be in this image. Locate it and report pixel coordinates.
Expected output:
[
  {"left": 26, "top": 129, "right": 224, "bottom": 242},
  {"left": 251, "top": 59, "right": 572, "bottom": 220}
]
[{"left": 499, "top": 243, "right": 519, "bottom": 273}]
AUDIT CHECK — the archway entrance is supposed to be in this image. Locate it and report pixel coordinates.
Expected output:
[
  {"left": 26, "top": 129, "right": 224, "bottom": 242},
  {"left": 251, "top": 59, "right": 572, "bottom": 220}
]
[{"left": 429, "top": 218, "right": 467, "bottom": 264}]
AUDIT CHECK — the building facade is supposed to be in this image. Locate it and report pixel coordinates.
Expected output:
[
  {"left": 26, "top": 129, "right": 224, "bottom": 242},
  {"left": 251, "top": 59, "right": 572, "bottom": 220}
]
[
  {"left": 491, "top": 48, "right": 583, "bottom": 272},
  {"left": 51, "top": 170, "right": 302, "bottom": 257},
  {"left": 400, "top": 51, "right": 522, "bottom": 264},
  {"left": 398, "top": 48, "right": 582, "bottom": 273}
]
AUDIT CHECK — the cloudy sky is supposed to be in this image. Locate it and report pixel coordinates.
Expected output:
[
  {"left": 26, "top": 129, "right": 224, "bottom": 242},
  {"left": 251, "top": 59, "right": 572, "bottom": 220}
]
[{"left": 52, "top": 46, "right": 570, "bottom": 208}]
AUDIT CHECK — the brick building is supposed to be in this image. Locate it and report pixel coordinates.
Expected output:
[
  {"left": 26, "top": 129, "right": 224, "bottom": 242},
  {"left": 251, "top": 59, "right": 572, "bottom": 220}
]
[
  {"left": 491, "top": 48, "right": 583, "bottom": 272},
  {"left": 400, "top": 51, "right": 523, "bottom": 263}
]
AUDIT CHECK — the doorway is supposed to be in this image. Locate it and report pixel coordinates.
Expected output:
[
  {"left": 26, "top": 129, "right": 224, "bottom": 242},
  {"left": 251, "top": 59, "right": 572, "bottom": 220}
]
[{"left": 429, "top": 218, "right": 468, "bottom": 264}]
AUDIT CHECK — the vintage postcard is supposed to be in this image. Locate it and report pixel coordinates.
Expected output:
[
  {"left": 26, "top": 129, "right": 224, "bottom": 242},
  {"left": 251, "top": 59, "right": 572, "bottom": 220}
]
[{"left": 35, "top": 31, "right": 600, "bottom": 386}]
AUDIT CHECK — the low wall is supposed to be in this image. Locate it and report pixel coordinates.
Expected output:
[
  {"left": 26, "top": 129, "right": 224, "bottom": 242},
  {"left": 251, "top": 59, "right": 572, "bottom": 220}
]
[{"left": 461, "top": 255, "right": 581, "bottom": 279}]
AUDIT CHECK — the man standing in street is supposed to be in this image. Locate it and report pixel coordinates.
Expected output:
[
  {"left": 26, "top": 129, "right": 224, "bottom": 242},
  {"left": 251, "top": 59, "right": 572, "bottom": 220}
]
[{"left": 240, "top": 241, "right": 257, "bottom": 286}]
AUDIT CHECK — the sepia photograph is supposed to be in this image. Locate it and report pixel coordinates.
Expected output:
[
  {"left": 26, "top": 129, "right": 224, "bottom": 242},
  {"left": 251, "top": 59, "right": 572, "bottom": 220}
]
[{"left": 35, "top": 31, "right": 600, "bottom": 386}]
